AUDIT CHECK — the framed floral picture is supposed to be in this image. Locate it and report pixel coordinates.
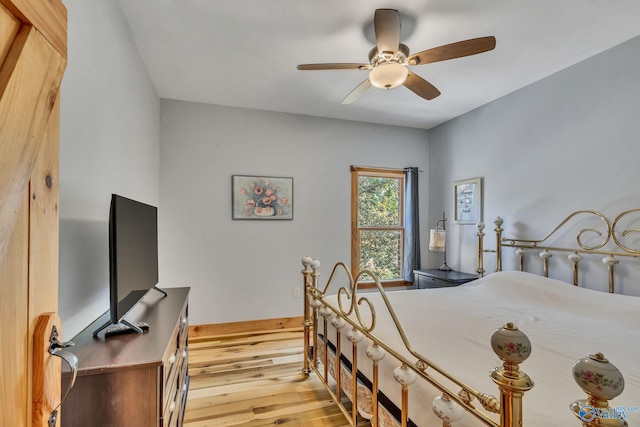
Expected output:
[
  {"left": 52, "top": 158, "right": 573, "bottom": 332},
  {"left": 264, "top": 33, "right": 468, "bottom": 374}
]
[
  {"left": 453, "top": 177, "right": 482, "bottom": 224},
  {"left": 232, "top": 175, "right": 293, "bottom": 220}
]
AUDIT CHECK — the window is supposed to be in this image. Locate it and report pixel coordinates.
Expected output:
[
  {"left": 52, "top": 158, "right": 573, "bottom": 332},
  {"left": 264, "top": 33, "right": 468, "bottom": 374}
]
[{"left": 351, "top": 166, "right": 405, "bottom": 285}]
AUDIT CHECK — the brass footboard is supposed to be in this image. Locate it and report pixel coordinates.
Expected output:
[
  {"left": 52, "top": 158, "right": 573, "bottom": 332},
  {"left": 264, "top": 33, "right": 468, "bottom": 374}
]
[
  {"left": 301, "top": 256, "right": 529, "bottom": 427},
  {"left": 302, "top": 255, "right": 631, "bottom": 426}
]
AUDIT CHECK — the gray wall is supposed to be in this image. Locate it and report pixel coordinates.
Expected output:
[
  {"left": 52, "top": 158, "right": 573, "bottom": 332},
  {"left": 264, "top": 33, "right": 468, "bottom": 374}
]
[
  {"left": 159, "top": 100, "right": 430, "bottom": 326},
  {"left": 56, "top": 0, "right": 428, "bottom": 335},
  {"left": 428, "top": 35, "right": 640, "bottom": 295},
  {"left": 59, "top": 0, "right": 160, "bottom": 337},
  {"left": 57, "top": 0, "right": 640, "bottom": 336}
]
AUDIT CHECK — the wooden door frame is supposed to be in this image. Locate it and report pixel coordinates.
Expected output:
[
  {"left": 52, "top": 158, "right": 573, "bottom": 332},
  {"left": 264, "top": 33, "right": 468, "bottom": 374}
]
[{"left": 0, "top": 1, "right": 67, "bottom": 426}]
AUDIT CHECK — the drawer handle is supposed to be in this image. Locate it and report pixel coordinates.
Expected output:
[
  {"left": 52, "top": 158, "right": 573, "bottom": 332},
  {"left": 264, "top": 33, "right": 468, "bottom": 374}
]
[
  {"left": 168, "top": 353, "right": 176, "bottom": 364},
  {"left": 169, "top": 400, "right": 176, "bottom": 413}
]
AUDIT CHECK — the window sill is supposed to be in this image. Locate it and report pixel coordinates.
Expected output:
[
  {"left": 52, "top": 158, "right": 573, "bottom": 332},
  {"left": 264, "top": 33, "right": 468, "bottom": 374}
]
[{"left": 357, "top": 279, "right": 411, "bottom": 289}]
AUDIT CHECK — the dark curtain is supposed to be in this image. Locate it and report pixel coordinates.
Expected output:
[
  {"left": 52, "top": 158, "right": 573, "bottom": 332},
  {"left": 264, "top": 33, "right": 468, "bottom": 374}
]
[{"left": 403, "top": 167, "right": 420, "bottom": 281}]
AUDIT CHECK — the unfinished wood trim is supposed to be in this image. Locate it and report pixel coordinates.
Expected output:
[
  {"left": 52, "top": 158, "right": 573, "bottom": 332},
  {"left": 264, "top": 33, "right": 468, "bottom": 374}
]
[
  {"left": 0, "top": 2, "right": 20, "bottom": 66},
  {"left": 0, "top": 0, "right": 67, "bottom": 57},
  {"left": 28, "top": 100, "right": 60, "bottom": 324},
  {"left": 0, "top": 187, "right": 29, "bottom": 427},
  {"left": 189, "top": 316, "right": 304, "bottom": 339},
  {"left": 350, "top": 166, "right": 406, "bottom": 279},
  {"left": 0, "top": 24, "right": 65, "bottom": 261},
  {"left": 357, "top": 279, "right": 410, "bottom": 289},
  {"left": 0, "top": 2, "right": 65, "bottom": 426},
  {"left": 28, "top": 101, "right": 60, "bottom": 427},
  {"left": 351, "top": 165, "right": 408, "bottom": 178},
  {"left": 351, "top": 168, "right": 359, "bottom": 276}
]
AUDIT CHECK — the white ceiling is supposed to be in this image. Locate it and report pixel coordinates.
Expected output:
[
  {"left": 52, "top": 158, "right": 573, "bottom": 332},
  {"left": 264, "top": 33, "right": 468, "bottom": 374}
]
[{"left": 117, "top": 1, "right": 640, "bottom": 130}]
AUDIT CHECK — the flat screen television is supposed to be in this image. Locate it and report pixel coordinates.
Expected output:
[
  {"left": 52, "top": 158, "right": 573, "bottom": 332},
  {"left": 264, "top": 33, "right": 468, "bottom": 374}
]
[{"left": 93, "top": 194, "right": 166, "bottom": 337}]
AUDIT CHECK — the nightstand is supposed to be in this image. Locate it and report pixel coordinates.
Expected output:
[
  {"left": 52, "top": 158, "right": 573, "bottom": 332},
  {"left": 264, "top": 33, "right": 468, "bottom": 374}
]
[{"left": 413, "top": 269, "right": 477, "bottom": 289}]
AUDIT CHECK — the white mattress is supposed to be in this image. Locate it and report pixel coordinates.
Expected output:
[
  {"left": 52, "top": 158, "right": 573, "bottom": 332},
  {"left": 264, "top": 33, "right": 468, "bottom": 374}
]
[{"left": 320, "top": 271, "right": 640, "bottom": 426}]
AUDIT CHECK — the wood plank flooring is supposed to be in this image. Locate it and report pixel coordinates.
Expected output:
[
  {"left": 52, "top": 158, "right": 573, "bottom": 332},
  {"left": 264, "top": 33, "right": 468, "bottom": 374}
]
[{"left": 184, "top": 328, "right": 352, "bottom": 427}]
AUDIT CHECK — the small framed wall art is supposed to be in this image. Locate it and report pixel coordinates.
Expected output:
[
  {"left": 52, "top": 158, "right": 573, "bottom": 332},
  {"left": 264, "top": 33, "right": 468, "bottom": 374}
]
[
  {"left": 453, "top": 177, "right": 482, "bottom": 224},
  {"left": 232, "top": 175, "right": 293, "bottom": 220}
]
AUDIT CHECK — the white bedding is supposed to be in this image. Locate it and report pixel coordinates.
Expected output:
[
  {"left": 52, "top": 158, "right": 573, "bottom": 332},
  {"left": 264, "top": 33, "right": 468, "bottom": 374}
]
[{"left": 320, "top": 271, "right": 640, "bottom": 426}]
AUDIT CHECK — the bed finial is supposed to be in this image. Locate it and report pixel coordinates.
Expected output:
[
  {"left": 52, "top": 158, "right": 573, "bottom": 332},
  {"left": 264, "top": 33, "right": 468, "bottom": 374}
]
[
  {"left": 489, "top": 323, "right": 534, "bottom": 427},
  {"left": 393, "top": 364, "right": 417, "bottom": 426},
  {"left": 539, "top": 250, "right": 553, "bottom": 277},
  {"left": 310, "top": 258, "right": 321, "bottom": 272},
  {"left": 568, "top": 252, "right": 583, "bottom": 286},
  {"left": 494, "top": 217, "right": 504, "bottom": 272},
  {"left": 302, "top": 255, "right": 313, "bottom": 272},
  {"left": 516, "top": 248, "right": 526, "bottom": 271},
  {"left": 602, "top": 255, "right": 619, "bottom": 294},
  {"left": 432, "top": 393, "right": 464, "bottom": 427},
  {"left": 570, "top": 352, "right": 626, "bottom": 426},
  {"left": 477, "top": 222, "right": 486, "bottom": 277},
  {"left": 301, "top": 255, "right": 316, "bottom": 376}
]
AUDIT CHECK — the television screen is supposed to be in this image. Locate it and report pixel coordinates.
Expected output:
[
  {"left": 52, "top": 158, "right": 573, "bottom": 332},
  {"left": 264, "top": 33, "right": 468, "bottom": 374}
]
[{"left": 93, "top": 194, "right": 161, "bottom": 337}]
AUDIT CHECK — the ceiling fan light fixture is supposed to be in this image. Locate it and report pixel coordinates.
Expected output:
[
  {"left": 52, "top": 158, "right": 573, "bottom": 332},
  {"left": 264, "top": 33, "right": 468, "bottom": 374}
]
[{"left": 369, "top": 63, "right": 408, "bottom": 89}]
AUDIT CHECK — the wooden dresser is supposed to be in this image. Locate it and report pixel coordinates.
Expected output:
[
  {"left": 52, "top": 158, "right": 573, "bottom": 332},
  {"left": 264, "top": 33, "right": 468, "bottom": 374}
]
[{"left": 62, "top": 287, "right": 190, "bottom": 427}]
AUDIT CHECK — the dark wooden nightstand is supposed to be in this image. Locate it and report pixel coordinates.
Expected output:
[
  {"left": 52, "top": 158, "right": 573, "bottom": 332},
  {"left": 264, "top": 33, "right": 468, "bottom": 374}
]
[{"left": 413, "top": 269, "right": 477, "bottom": 289}]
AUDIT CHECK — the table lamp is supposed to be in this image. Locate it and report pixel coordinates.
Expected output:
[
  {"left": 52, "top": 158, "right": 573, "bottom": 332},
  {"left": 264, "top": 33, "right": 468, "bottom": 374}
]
[{"left": 429, "top": 212, "right": 452, "bottom": 271}]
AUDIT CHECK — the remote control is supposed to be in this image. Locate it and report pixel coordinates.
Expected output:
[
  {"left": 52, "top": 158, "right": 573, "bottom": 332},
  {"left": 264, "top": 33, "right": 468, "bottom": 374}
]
[
  {"left": 134, "top": 321, "right": 150, "bottom": 331},
  {"left": 104, "top": 321, "right": 150, "bottom": 337}
]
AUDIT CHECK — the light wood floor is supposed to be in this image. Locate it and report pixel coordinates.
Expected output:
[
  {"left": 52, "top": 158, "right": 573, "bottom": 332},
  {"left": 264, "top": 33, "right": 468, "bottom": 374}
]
[{"left": 184, "top": 328, "right": 352, "bottom": 427}]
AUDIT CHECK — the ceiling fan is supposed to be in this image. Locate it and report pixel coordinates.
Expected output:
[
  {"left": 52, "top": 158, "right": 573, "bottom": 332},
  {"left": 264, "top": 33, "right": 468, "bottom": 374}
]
[{"left": 297, "top": 9, "right": 496, "bottom": 104}]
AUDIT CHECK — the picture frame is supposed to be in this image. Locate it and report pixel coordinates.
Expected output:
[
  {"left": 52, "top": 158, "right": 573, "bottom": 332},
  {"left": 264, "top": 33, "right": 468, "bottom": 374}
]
[
  {"left": 232, "top": 175, "right": 293, "bottom": 220},
  {"left": 453, "top": 177, "right": 482, "bottom": 224}
]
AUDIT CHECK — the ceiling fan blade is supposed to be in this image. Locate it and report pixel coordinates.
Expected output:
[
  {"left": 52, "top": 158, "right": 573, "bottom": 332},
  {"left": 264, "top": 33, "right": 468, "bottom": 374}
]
[
  {"left": 403, "top": 71, "right": 441, "bottom": 100},
  {"left": 297, "top": 63, "right": 370, "bottom": 71},
  {"left": 374, "top": 9, "right": 400, "bottom": 54},
  {"left": 407, "top": 36, "right": 496, "bottom": 66},
  {"left": 341, "top": 79, "right": 372, "bottom": 104}
]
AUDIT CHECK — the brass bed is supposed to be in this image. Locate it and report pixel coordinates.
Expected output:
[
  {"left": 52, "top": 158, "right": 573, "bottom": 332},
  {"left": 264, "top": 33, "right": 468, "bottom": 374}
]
[{"left": 301, "top": 208, "right": 640, "bottom": 427}]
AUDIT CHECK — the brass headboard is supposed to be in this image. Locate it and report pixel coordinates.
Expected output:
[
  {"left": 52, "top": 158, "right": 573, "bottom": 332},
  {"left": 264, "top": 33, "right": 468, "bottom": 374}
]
[{"left": 476, "top": 209, "right": 640, "bottom": 293}]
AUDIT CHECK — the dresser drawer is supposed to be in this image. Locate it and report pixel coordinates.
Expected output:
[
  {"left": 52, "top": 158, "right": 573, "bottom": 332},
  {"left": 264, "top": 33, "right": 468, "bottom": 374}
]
[
  {"left": 163, "top": 332, "right": 181, "bottom": 409},
  {"left": 162, "top": 305, "right": 189, "bottom": 427},
  {"left": 171, "top": 359, "right": 189, "bottom": 426},
  {"left": 163, "top": 385, "right": 179, "bottom": 427},
  {"left": 416, "top": 275, "right": 452, "bottom": 288},
  {"left": 162, "top": 364, "right": 188, "bottom": 426}
]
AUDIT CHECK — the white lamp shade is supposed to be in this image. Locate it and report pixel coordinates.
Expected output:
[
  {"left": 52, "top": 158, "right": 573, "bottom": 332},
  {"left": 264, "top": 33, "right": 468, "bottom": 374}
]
[
  {"left": 429, "top": 229, "right": 446, "bottom": 252},
  {"left": 369, "top": 63, "right": 408, "bottom": 89}
]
